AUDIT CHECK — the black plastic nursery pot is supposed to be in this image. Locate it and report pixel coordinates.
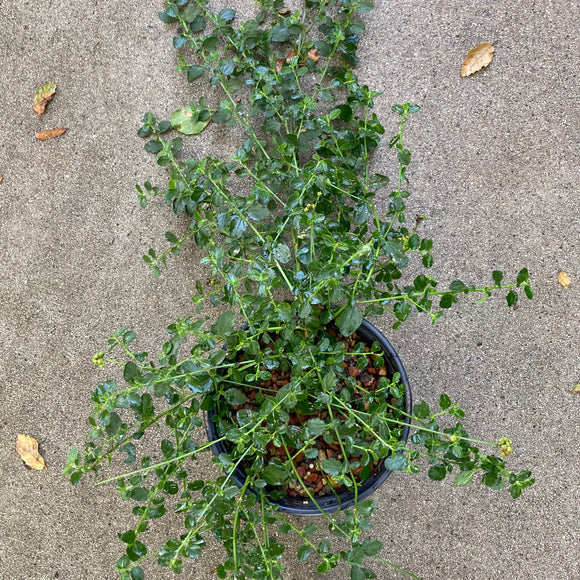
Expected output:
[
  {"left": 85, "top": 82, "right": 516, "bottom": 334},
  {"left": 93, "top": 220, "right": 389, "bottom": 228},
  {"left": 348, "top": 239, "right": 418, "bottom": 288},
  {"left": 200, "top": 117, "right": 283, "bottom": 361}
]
[{"left": 206, "top": 319, "right": 412, "bottom": 516}]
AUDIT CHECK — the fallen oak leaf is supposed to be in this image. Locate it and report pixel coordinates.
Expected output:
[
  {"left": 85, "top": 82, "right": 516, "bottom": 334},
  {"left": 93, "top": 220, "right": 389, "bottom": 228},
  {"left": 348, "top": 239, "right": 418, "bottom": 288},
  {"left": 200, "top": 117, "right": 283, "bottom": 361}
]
[
  {"left": 558, "top": 271, "right": 571, "bottom": 289},
  {"left": 461, "top": 42, "right": 494, "bottom": 77},
  {"left": 33, "top": 83, "right": 57, "bottom": 117},
  {"left": 35, "top": 128, "right": 67, "bottom": 141},
  {"left": 16, "top": 434, "right": 46, "bottom": 470}
]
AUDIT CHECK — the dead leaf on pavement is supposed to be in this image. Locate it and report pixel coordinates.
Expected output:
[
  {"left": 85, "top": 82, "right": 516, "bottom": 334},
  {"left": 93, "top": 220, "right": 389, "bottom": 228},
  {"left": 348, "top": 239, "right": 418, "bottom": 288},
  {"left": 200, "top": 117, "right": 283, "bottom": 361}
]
[
  {"left": 16, "top": 434, "right": 46, "bottom": 470},
  {"left": 558, "top": 271, "right": 571, "bottom": 289},
  {"left": 307, "top": 48, "right": 320, "bottom": 62},
  {"left": 568, "top": 384, "right": 580, "bottom": 393},
  {"left": 461, "top": 42, "right": 494, "bottom": 77},
  {"left": 35, "top": 128, "right": 67, "bottom": 141},
  {"left": 0, "top": 175, "right": 3, "bottom": 184},
  {"left": 33, "top": 83, "right": 57, "bottom": 117}
]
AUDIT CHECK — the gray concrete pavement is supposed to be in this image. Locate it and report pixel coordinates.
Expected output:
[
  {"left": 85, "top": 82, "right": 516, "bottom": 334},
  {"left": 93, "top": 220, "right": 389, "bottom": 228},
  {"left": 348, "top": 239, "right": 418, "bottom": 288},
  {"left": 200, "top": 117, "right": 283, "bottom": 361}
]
[{"left": 0, "top": 0, "right": 578, "bottom": 578}]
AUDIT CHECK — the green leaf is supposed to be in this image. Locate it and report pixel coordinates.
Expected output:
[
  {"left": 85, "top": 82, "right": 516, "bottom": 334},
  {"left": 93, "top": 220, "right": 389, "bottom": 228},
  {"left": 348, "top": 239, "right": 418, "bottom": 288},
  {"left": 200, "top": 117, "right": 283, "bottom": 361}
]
[
  {"left": 211, "top": 311, "right": 235, "bottom": 335},
  {"left": 524, "top": 285, "right": 534, "bottom": 300},
  {"left": 361, "top": 539, "right": 383, "bottom": 557},
  {"left": 130, "top": 487, "right": 149, "bottom": 502},
  {"left": 397, "top": 148, "right": 411, "bottom": 165},
  {"left": 225, "top": 428, "right": 243, "bottom": 442},
  {"left": 165, "top": 231, "right": 179, "bottom": 244},
  {"left": 144, "top": 140, "right": 162, "bottom": 154},
  {"left": 369, "top": 173, "right": 389, "bottom": 190},
  {"left": 173, "top": 34, "right": 188, "bottom": 49},
  {"left": 304, "top": 448, "right": 318, "bottom": 459},
  {"left": 203, "top": 35, "right": 218, "bottom": 51},
  {"left": 230, "top": 216, "right": 247, "bottom": 238},
  {"left": 439, "top": 393, "right": 451, "bottom": 410},
  {"left": 187, "top": 65, "right": 204, "bottom": 82},
  {"left": 506, "top": 290, "right": 518, "bottom": 307},
  {"left": 170, "top": 107, "right": 211, "bottom": 135},
  {"left": 439, "top": 294, "right": 456, "bottom": 309},
  {"left": 358, "top": 1, "right": 375, "bottom": 12},
  {"left": 298, "top": 301, "right": 312, "bottom": 319},
  {"left": 219, "top": 58, "right": 235, "bottom": 76},
  {"left": 297, "top": 544, "right": 311, "bottom": 561},
  {"left": 123, "top": 362, "right": 142, "bottom": 384},
  {"left": 127, "top": 540, "right": 147, "bottom": 560},
  {"left": 492, "top": 270, "right": 503, "bottom": 286},
  {"left": 247, "top": 204, "right": 269, "bottom": 221},
  {"left": 428, "top": 464, "right": 447, "bottom": 481},
  {"left": 384, "top": 454, "right": 407, "bottom": 471},
  {"left": 483, "top": 471, "right": 504, "bottom": 489},
  {"left": 384, "top": 240, "right": 407, "bottom": 266},
  {"left": 510, "top": 485, "right": 522, "bottom": 499},
  {"left": 271, "top": 25, "right": 289, "bottom": 42},
  {"left": 137, "top": 125, "right": 152, "bottom": 138},
  {"left": 305, "top": 418, "right": 326, "bottom": 437},
  {"left": 303, "top": 523, "right": 317, "bottom": 536},
  {"left": 273, "top": 243, "right": 291, "bottom": 263},
  {"left": 413, "top": 400, "right": 430, "bottom": 419},
  {"left": 218, "top": 8, "right": 235, "bottom": 22},
  {"left": 105, "top": 412, "right": 122, "bottom": 436},
  {"left": 516, "top": 268, "right": 529, "bottom": 286},
  {"left": 67, "top": 447, "right": 79, "bottom": 465},
  {"left": 262, "top": 464, "right": 285, "bottom": 485},
  {"left": 130, "top": 567, "right": 144, "bottom": 580},
  {"left": 315, "top": 40, "right": 332, "bottom": 57},
  {"left": 335, "top": 306, "right": 362, "bottom": 338},
  {"left": 183, "top": 5, "right": 199, "bottom": 22},
  {"left": 453, "top": 471, "right": 474, "bottom": 487},
  {"left": 263, "top": 118, "right": 281, "bottom": 134},
  {"left": 165, "top": 3, "right": 178, "bottom": 18},
  {"left": 158, "top": 10, "right": 177, "bottom": 23},
  {"left": 320, "top": 458, "right": 343, "bottom": 476},
  {"left": 119, "top": 530, "right": 136, "bottom": 544},
  {"left": 223, "top": 388, "right": 247, "bottom": 406},
  {"left": 449, "top": 280, "right": 467, "bottom": 292}
]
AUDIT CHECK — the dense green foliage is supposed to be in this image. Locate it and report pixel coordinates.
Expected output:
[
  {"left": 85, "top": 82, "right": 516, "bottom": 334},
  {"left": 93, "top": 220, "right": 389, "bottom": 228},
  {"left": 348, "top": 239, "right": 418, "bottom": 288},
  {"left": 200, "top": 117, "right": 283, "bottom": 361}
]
[{"left": 65, "top": 1, "right": 534, "bottom": 578}]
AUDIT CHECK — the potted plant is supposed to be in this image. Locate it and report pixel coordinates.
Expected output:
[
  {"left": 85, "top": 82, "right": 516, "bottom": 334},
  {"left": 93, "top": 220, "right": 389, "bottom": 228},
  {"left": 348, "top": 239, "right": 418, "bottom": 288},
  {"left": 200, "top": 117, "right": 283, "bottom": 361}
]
[{"left": 64, "top": 0, "right": 535, "bottom": 578}]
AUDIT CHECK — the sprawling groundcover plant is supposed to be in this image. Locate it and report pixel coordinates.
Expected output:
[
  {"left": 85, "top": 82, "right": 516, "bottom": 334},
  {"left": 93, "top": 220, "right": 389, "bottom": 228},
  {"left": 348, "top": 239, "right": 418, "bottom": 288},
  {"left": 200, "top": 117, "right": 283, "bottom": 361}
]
[{"left": 65, "top": 1, "right": 534, "bottom": 578}]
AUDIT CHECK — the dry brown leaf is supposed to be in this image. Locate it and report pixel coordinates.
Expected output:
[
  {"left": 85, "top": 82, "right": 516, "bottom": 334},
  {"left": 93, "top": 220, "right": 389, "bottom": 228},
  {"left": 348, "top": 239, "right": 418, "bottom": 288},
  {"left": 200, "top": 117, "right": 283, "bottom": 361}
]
[
  {"left": 0, "top": 175, "right": 3, "bottom": 184},
  {"left": 35, "top": 128, "right": 67, "bottom": 141},
  {"left": 461, "top": 42, "right": 494, "bottom": 77},
  {"left": 307, "top": 48, "right": 320, "bottom": 62},
  {"left": 33, "top": 83, "right": 57, "bottom": 117},
  {"left": 275, "top": 59, "right": 285, "bottom": 74},
  {"left": 16, "top": 434, "right": 46, "bottom": 470},
  {"left": 286, "top": 49, "right": 298, "bottom": 62},
  {"left": 558, "top": 271, "right": 571, "bottom": 289},
  {"left": 568, "top": 384, "right": 580, "bottom": 393}
]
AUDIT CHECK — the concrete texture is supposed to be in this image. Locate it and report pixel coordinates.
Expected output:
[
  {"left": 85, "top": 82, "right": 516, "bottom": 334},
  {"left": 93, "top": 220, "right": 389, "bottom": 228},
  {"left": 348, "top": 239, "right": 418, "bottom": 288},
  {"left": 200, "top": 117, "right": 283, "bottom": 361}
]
[{"left": 0, "top": 0, "right": 578, "bottom": 578}]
